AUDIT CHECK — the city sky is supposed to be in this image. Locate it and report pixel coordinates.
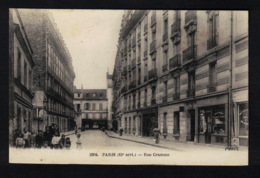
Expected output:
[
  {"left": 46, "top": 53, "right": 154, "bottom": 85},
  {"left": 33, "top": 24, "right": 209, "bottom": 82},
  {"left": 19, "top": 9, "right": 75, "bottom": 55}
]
[{"left": 50, "top": 9, "right": 124, "bottom": 89}]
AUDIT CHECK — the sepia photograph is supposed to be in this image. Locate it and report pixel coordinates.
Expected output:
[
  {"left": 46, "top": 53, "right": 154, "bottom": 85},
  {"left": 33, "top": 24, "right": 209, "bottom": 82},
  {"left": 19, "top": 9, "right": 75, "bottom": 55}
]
[{"left": 8, "top": 9, "right": 248, "bottom": 165}]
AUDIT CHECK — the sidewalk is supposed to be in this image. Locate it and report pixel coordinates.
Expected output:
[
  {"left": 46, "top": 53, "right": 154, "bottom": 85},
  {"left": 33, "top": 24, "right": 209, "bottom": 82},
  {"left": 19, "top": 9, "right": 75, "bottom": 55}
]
[
  {"left": 105, "top": 130, "right": 248, "bottom": 152},
  {"left": 61, "top": 129, "right": 82, "bottom": 136}
]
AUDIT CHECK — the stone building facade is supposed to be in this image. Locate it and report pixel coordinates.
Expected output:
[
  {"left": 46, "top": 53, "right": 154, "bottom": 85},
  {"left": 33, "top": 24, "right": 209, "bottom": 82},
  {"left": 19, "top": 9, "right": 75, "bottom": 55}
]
[
  {"left": 112, "top": 10, "right": 248, "bottom": 146},
  {"left": 18, "top": 9, "right": 75, "bottom": 133},
  {"left": 74, "top": 88, "right": 109, "bottom": 129},
  {"left": 9, "top": 9, "right": 35, "bottom": 144}
]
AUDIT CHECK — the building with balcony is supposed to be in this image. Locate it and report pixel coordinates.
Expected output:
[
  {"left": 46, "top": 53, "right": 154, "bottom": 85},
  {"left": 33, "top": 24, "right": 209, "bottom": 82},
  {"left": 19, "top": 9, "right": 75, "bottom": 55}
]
[
  {"left": 112, "top": 10, "right": 248, "bottom": 147},
  {"left": 73, "top": 87, "right": 109, "bottom": 129},
  {"left": 9, "top": 9, "right": 35, "bottom": 145},
  {"left": 18, "top": 9, "right": 76, "bottom": 133}
]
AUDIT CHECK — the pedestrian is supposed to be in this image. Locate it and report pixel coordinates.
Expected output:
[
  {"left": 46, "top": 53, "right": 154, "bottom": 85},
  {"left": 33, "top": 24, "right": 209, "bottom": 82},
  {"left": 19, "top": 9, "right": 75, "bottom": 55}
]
[
  {"left": 23, "top": 127, "right": 31, "bottom": 148},
  {"left": 76, "top": 133, "right": 82, "bottom": 150},
  {"left": 74, "top": 125, "right": 78, "bottom": 135},
  {"left": 51, "top": 132, "right": 61, "bottom": 149},
  {"left": 54, "top": 124, "right": 60, "bottom": 136},
  {"left": 43, "top": 126, "right": 53, "bottom": 147},
  {"left": 15, "top": 133, "right": 25, "bottom": 148},
  {"left": 30, "top": 130, "right": 37, "bottom": 148},
  {"left": 65, "top": 137, "right": 71, "bottom": 150},
  {"left": 119, "top": 127, "right": 123, "bottom": 136},
  {"left": 35, "top": 130, "right": 44, "bottom": 148},
  {"left": 13, "top": 129, "right": 21, "bottom": 147},
  {"left": 153, "top": 128, "right": 161, "bottom": 144},
  {"left": 59, "top": 134, "right": 66, "bottom": 149},
  {"left": 49, "top": 123, "right": 55, "bottom": 136}
]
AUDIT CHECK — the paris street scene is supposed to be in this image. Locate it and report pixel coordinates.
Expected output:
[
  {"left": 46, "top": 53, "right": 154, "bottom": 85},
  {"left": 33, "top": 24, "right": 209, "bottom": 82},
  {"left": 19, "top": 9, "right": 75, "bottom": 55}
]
[{"left": 9, "top": 9, "right": 248, "bottom": 165}]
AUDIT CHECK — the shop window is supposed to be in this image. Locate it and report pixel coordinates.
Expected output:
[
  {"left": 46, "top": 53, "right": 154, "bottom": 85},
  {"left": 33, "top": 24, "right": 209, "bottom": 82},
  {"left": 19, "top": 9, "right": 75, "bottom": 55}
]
[
  {"left": 239, "top": 103, "right": 248, "bottom": 136},
  {"left": 173, "top": 111, "right": 180, "bottom": 135}
]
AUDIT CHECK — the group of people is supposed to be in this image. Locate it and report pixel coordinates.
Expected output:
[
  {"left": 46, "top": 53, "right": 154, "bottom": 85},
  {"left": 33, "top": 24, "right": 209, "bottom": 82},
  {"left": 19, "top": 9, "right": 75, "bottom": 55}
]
[{"left": 13, "top": 123, "right": 72, "bottom": 149}]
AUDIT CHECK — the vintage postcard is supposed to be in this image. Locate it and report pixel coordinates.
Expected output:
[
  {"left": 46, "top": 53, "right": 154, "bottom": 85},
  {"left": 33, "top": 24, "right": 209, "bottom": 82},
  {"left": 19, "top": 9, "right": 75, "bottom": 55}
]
[{"left": 9, "top": 9, "right": 248, "bottom": 165}]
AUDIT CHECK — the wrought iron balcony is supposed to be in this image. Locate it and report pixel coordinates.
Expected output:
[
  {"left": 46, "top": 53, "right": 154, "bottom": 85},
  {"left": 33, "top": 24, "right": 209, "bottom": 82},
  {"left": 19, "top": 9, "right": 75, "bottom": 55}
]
[
  {"left": 171, "top": 20, "right": 180, "bottom": 36},
  {"left": 137, "top": 32, "right": 141, "bottom": 41},
  {"left": 150, "top": 40, "right": 156, "bottom": 54},
  {"left": 137, "top": 56, "right": 141, "bottom": 63},
  {"left": 132, "top": 58, "right": 136, "bottom": 67},
  {"left": 144, "top": 75, "right": 148, "bottom": 82},
  {"left": 169, "top": 54, "right": 181, "bottom": 70},
  {"left": 148, "top": 68, "right": 157, "bottom": 80},
  {"left": 186, "top": 88, "right": 195, "bottom": 97},
  {"left": 129, "top": 80, "right": 136, "bottom": 90},
  {"left": 162, "top": 64, "right": 168, "bottom": 73},
  {"left": 185, "top": 10, "right": 197, "bottom": 25},
  {"left": 207, "top": 36, "right": 218, "bottom": 50},
  {"left": 162, "top": 96, "right": 167, "bottom": 103},
  {"left": 163, "top": 33, "right": 168, "bottom": 43},
  {"left": 207, "top": 82, "right": 217, "bottom": 93},
  {"left": 144, "top": 49, "right": 148, "bottom": 59},
  {"left": 144, "top": 23, "right": 148, "bottom": 34},
  {"left": 173, "top": 92, "right": 180, "bottom": 100},
  {"left": 183, "top": 45, "right": 197, "bottom": 64},
  {"left": 151, "top": 12, "right": 156, "bottom": 26},
  {"left": 132, "top": 37, "right": 136, "bottom": 48}
]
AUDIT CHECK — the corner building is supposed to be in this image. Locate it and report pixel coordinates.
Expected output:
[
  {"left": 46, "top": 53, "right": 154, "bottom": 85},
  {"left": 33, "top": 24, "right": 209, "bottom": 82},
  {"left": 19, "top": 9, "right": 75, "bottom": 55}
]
[
  {"left": 19, "top": 10, "right": 75, "bottom": 132},
  {"left": 112, "top": 10, "right": 248, "bottom": 146}
]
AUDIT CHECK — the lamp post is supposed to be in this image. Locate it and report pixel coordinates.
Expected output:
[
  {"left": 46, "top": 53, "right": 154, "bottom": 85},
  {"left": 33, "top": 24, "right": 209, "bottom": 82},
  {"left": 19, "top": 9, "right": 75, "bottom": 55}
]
[{"left": 35, "top": 99, "right": 47, "bottom": 134}]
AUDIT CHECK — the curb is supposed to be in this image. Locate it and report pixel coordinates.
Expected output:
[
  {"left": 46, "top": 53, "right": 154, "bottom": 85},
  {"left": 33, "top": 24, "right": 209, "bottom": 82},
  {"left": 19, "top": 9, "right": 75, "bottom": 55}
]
[{"left": 104, "top": 131, "right": 182, "bottom": 151}]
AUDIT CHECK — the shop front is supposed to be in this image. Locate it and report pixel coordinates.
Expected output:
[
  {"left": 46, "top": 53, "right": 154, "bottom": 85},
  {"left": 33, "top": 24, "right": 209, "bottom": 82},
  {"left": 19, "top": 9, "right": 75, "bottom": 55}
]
[
  {"left": 196, "top": 94, "right": 228, "bottom": 145},
  {"left": 233, "top": 89, "right": 248, "bottom": 146}
]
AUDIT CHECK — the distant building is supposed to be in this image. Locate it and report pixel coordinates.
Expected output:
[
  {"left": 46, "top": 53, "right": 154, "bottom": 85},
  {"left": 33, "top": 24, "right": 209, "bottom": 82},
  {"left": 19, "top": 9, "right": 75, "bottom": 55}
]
[
  {"left": 112, "top": 10, "right": 248, "bottom": 146},
  {"left": 9, "top": 9, "right": 35, "bottom": 145},
  {"left": 18, "top": 9, "right": 76, "bottom": 133},
  {"left": 74, "top": 87, "right": 109, "bottom": 129}
]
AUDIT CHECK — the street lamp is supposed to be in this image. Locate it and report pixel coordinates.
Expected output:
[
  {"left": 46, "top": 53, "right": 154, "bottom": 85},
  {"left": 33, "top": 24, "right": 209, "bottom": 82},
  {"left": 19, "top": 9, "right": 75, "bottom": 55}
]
[{"left": 35, "top": 99, "right": 47, "bottom": 134}]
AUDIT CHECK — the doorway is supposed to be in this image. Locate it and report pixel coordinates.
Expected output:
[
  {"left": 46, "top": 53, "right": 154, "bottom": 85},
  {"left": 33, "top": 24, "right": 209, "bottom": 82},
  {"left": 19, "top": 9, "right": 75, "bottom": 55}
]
[{"left": 189, "top": 109, "right": 195, "bottom": 141}]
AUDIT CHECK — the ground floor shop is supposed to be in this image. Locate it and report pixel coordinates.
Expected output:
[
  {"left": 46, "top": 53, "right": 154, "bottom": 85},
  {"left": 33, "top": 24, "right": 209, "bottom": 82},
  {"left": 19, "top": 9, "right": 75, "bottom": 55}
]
[{"left": 81, "top": 119, "right": 108, "bottom": 129}]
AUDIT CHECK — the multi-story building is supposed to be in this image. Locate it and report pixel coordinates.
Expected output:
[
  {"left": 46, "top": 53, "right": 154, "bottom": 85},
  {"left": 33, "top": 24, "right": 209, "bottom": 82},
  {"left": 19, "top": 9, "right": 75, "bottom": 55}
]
[
  {"left": 18, "top": 9, "right": 75, "bottom": 133},
  {"left": 106, "top": 72, "right": 114, "bottom": 129},
  {"left": 9, "top": 9, "right": 35, "bottom": 144},
  {"left": 112, "top": 10, "right": 248, "bottom": 146},
  {"left": 73, "top": 87, "right": 109, "bottom": 129}
]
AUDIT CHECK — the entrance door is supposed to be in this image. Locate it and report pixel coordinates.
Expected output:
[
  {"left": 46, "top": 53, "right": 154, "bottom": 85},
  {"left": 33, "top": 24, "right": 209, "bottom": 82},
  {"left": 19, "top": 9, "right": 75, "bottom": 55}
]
[
  {"left": 142, "top": 114, "right": 157, "bottom": 137},
  {"left": 205, "top": 111, "right": 212, "bottom": 144},
  {"left": 189, "top": 109, "right": 195, "bottom": 141},
  {"left": 142, "top": 116, "right": 150, "bottom": 136}
]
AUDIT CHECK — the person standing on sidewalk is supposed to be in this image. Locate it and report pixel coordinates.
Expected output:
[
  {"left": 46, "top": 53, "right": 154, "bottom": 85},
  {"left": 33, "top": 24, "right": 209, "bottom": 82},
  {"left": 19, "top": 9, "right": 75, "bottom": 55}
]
[
  {"left": 153, "top": 128, "right": 161, "bottom": 144},
  {"left": 23, "top": 127, "right": 31, "bottom": 148},
  {"left": 76, "top": 133, "right": 82, "bottom": 149},
  {"left": 43, "top": 126, "right": 53, "bottom": 147}
]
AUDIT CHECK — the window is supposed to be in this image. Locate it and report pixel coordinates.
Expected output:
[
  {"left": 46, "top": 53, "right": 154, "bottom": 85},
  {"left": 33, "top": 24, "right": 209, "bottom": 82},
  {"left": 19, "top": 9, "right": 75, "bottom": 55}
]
[
  {"left": 92, "top": 93, "right": 96, "bottom": 97},
  {"left": 29, "top": 70, "right": 32, "bottom": 91},
  {"left": 144, "top": 89, "right": 147, "bottom": 104},
  {"left": 163, "top": 51, "right": 168, "bottom": 65},
  {"left": 163, "top": 113, "right": 167, "bottom": 134},
  {"left": 92, "top": 103, "right": 96, "bottom": 110},
  {"left": 133, "top": 94, "right": 136, "bottom": 109},
  {"left": 100, "top": 93, "right": 103, "bottom": 97},
  {"left": 24, "top": 62, "right": 27, "bottom": 87},
  {"left": 77, "top": 93, "right": 80, "bottom": 97},
  {"left": 144, "top": 63, "right": 148, "bottom": 77},
  {"left": 209, "top": 62, "right": 216, "bottom": 84},
  {"left": 99, "top": 103, "right": 103, "bottom": 110},
  {"left": 85, "top": 103, "right": 89, "bottom": 110},
  {"left": 173, "top": 111, "right": 180, "bottom": 135},
  {"left": 187, "top": 71, "right": 195, "bottom": 97},
  {"left": 17, "top": 48, "right": 21, "bottom": 81},
  {"left": 164, "top": 81, "right": 168, "bottom": 100},
  {"left": 164, "top": 17, "right": 168, "bottom": 35},
  {"left": 207, "top": 11, "right": 218, "bottom": 49},
  {"left": 238, "top": 103, "right": 248, "bottom": 136},
  {"left": 138, "top": 66, "right": 141, "bottom": 84},
  {"left": 174, "top": 76, "right": 180, "bottom": 99}
]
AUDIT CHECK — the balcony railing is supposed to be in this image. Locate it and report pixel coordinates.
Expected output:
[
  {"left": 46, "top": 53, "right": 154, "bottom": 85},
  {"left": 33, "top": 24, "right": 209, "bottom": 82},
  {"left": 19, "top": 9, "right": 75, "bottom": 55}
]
[
  {"left": 207, "top": 82, "right": 217, "bottom": 93},
  {"left": 171, "top": 20, "right": 180, "bottom": 36},
  {"left": 148, "top": 68, "right": 157, "bottom": 80},
  {"left": 144, "top": 75, "right": 148, "bottom": 82},
  {"left": 185, "top": 10, "right": 197, "bottom": 25},
  {"left": 129, "top": 80, "right": 136, "bottom": 90},
  {"left": 173, "top": 92, "right": 180, "bottom": 100},
  {"left": 151, "top": 12, "right": 156, "bottom": 26},
  {"left": 183, "top": 45, "right": 197, "bottom": 64},
  {"left": 162, "top": 64, "right": 168, "bottom": 73},
  {"left": 207, "top": 36, "right": 218, "bottom": 50},
  {"left": 186, "top": 88, "right": 195, "bottom": 97},
  {"left": 132, "top": 58, "right": 136, "bottom": 67},
  {"left": 144, "top": 49, "right": 148, "bottom": 59},
  {"left": 169, "top": 54, "right": 181, "bottom": 70},
  {"left": 162, "top": 96, "right": 167, "bottom": 103},
  {"left": 137, "top": 32, "right": 141, "bottom": 41},
  {"left": 137, "top": 56, "right": 141, "bottom": 63},
  {"left": 144, "top": 23, "right": 148, "bottom": 34},
  {"left": 132, "top": 37, "right": 136, "bottom": 48},
  {"left": 150, "top": 40, "right": 156, "bottom": 54},
  {"left": 163, "top": 33, "right": 168, "bottom": 43}
]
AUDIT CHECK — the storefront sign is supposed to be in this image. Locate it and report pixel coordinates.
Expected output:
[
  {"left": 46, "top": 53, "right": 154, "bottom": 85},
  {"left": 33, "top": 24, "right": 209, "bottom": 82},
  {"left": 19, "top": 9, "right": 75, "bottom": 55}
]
[{"left": 233, "top": 90, "right": 248, "bottom": 102}]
